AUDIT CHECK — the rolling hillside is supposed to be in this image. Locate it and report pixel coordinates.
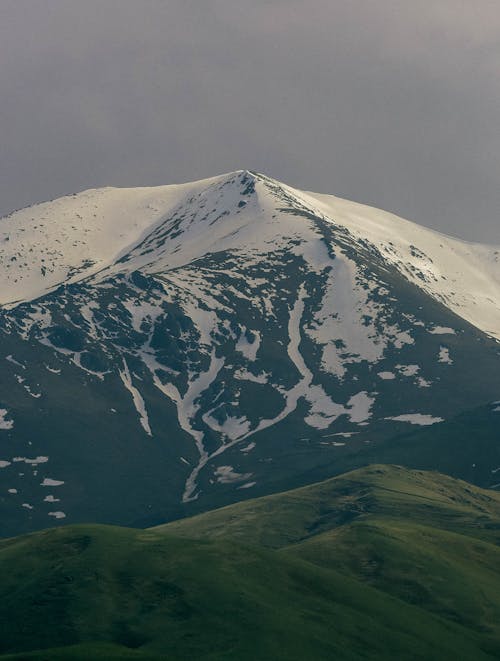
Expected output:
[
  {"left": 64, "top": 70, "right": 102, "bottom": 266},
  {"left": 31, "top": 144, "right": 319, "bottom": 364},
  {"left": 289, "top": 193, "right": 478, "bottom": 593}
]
[{"left": 1, "top": 465, "right": 500, "bottom": 660}]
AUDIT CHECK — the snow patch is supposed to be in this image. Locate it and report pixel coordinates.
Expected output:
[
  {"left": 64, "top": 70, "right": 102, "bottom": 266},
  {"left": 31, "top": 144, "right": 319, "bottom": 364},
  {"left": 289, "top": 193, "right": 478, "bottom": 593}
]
[
  {"left": 429, "top": 326, "right": 456, "bottom": 335},
  {"left": 396, "top": 364, "right": 420, "bottom": 377},
  {"left": 240, "top": 441, "right": 256, "bottom": 453},
  {"left": 214, "top": 465, "right": 253, "bottom": 484},
  {"left": 438, "top": 346, "right": 453, "bottom": 365},
  {"left": 13, "top": 456, "right": 48, "bottom": 466},
  {"left": 0, "top": 409, "right": 14, "bottom": 430},
  {"left": 385, "top": 414, "right": 444, "bottom": 426},
  {"left": 234, "top": 368, "right": 268, "bottom": 384},
  {"left": 203, "top": 412, "right": 251, "bottom": 440},
  {"left": 119, "top": 359, "right": 152, "bottom": 436},
  {"left": 235, "top": 328, "right": 261, "bottom": 361},
  {"left": 41, "top": 478, "right": 65, "bottom": 487}
]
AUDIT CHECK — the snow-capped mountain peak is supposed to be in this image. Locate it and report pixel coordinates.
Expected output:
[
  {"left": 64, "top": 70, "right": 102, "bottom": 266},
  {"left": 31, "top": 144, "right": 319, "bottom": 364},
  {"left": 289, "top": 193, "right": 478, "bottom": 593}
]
[
  {"left": 2, "top": 169, "right": 499, "bottom": 339},
  {"left": 2, "top": 170, "right": 500, "bottom": 535}
]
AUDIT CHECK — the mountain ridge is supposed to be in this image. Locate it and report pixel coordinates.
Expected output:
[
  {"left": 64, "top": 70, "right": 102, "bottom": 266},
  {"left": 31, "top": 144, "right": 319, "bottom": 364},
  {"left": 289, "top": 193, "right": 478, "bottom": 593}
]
[{"left": 2, "top": 169, "right": 500, "bottom": 338}]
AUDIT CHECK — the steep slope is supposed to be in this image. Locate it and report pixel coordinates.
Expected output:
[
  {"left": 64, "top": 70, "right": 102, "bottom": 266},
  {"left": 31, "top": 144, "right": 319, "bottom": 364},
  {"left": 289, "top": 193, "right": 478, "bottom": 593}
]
[
  {"left": 2, "top": 466, "right": 500, "bottom": 660},
  {"left": 302, "top": 187, "right": 500, "bottom": 340},
  {"left": 362, "top": 402, "right": 500, "bottom": 489},
  {"left": 269, "top": 401, "right": 500, "bottom": 495},
  {"left": 1, "top": 171, "right": 500, "bottom": 535}
]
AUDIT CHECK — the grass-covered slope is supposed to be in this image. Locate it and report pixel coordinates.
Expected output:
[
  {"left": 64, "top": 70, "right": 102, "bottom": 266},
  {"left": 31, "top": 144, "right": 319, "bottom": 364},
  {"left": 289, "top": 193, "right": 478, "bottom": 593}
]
[
  {"left": 155, "top": 463, "right": 500, "bottom": 547},
  {"left": 1, "top": 523, "right": 487, "bottom": 661},
  {"left": 291, "top": 519, "right": 500, "bottom": 639},
  {"left": 2, "top": 465, "right": 500, "bottom": 659}
]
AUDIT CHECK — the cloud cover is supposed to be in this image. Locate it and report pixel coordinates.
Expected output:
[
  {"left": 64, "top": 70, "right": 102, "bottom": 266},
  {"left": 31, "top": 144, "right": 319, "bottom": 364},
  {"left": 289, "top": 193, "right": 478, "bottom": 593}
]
[{"left": 0, "top": 0, "right": 499, "bottom": 242}]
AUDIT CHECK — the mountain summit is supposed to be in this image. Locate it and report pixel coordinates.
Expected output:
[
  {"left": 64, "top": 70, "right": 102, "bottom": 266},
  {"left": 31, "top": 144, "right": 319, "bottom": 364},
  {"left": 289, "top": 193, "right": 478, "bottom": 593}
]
[
  {"left": 2, "top": 170, "right": 500, "bottom": 335},
  {"left": 1, "top": 171, "right": 500, "bottom": 535}
]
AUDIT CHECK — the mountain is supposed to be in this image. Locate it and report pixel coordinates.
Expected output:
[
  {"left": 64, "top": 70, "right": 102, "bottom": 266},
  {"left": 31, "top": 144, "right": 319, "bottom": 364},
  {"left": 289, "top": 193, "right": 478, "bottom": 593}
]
[
  {"left": 267, "top": 400, "right": 500, "bottom": 494},
  {"left": 1, "top": 170, "right": 500, "bottom": 536},
  {"left": 1, "top": 465, "right": 500, "bottom": 660},
  {"left": 360, "top": 401, "right": 500, "bottom": 489}
]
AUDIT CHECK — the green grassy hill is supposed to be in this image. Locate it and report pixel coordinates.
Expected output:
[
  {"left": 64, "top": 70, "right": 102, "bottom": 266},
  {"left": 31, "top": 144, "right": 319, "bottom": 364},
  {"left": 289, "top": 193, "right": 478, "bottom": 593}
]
[
  {"left": 155, "top": 463, "right": 500, "bottom": 547},
  {"left": 2, "top": 465, "right": 500, "bottom": 660}
]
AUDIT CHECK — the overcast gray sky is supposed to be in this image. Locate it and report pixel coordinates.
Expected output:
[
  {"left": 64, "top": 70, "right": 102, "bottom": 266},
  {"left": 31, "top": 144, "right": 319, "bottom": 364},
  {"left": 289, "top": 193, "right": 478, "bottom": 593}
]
[{"left": 1, "top": 0, "right": 499, "bottom": 242}]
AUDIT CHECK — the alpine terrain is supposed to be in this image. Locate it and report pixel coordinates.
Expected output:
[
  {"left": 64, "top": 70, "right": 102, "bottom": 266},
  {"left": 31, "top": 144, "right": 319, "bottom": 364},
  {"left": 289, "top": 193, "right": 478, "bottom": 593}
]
[{"left": 1, "top": 170, "right": 500, "bottom": 536}]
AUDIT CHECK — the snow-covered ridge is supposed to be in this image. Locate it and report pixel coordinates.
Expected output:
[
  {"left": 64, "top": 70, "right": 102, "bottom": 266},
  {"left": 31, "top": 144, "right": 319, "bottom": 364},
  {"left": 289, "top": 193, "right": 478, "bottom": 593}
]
[
  {"left": 1, "top": 169, "right": 500, "bottom": 339},
  {"left": 299, "top": 188, "right": 500, "bottom": 340},
  {"left": 0, "top": 173, "right": 228, "bottom": 307}
]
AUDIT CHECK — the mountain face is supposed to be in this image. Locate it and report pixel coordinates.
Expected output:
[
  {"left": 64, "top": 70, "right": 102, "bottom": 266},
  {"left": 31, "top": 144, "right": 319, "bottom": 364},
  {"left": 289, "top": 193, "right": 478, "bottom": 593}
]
[{"left": 1, "top": 170, "right": 500, "bottom": 536}]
